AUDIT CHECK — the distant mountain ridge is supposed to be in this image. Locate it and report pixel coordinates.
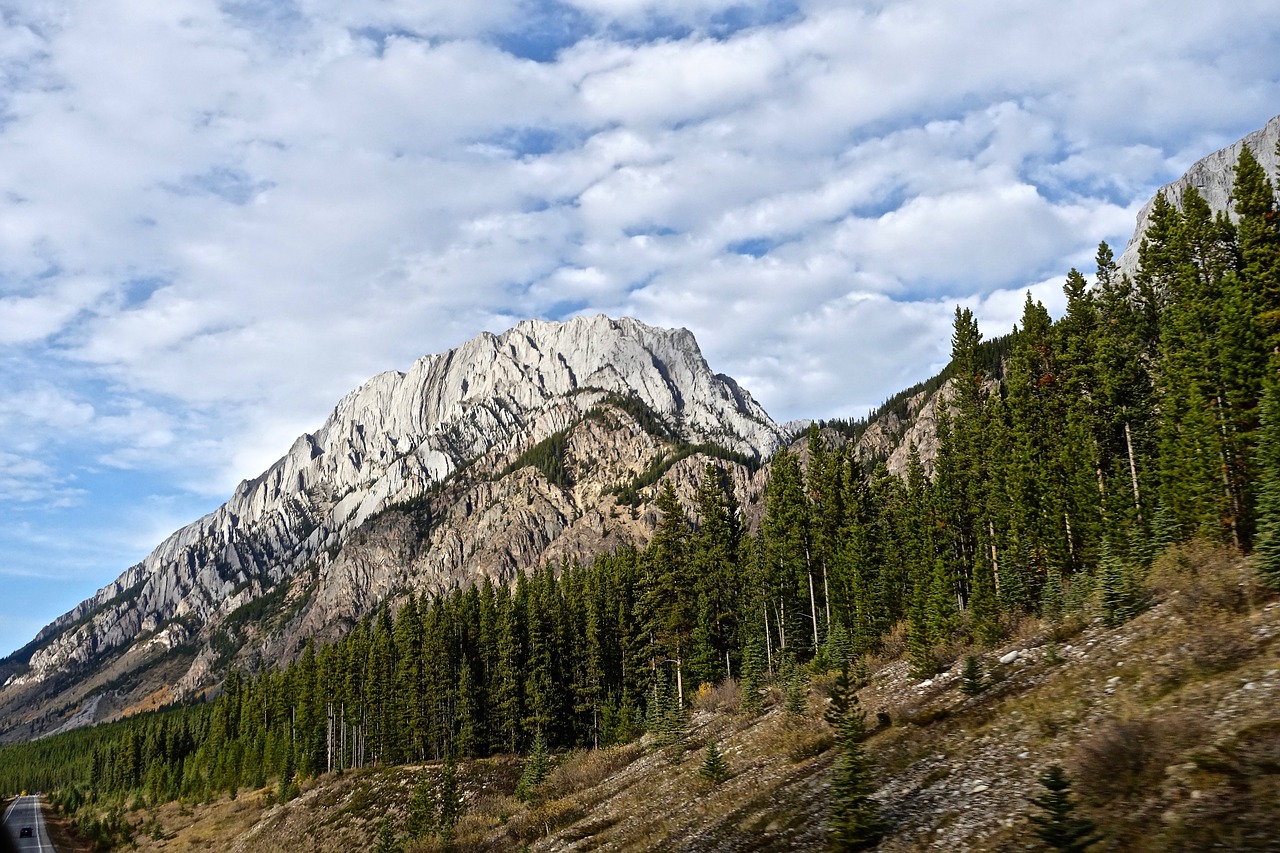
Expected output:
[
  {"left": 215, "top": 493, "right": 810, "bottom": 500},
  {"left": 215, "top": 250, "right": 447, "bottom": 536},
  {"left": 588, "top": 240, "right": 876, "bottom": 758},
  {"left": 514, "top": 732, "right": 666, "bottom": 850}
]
[{"left": 0, "top": 315, "right": 782, "bottom": 740}]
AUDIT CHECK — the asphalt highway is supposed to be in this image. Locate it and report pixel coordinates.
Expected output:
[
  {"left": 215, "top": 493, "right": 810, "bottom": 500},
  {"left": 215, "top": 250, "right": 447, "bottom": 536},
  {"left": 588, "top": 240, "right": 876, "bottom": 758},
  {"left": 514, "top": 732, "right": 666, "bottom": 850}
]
[{"left": 2, "top": 795, "right": 54, "bottom": 852}]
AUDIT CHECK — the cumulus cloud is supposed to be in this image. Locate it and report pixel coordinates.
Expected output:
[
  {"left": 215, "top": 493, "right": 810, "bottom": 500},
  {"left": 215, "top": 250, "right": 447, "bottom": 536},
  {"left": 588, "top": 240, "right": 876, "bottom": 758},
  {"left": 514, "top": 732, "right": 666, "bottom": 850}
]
[{"left": 1, "top": 0, "right": 1279, "bottom": 654}]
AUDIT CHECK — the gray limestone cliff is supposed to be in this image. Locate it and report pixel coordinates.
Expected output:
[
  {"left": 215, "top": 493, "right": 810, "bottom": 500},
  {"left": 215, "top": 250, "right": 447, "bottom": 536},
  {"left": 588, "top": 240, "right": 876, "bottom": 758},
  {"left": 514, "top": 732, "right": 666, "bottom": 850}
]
[
  {"left": 0, "top": 316, "right": 781, "bottom": 737},
  {"left": 1117, "top": 114, "right": 1280, "bottom": 278}
]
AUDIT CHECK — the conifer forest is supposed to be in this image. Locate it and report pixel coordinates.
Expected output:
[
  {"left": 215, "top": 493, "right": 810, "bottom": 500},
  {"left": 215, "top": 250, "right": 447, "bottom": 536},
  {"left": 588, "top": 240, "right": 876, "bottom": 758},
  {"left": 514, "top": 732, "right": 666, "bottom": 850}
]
[{"left": 2, "top": 142, "right": 1279, "bottom": 848}]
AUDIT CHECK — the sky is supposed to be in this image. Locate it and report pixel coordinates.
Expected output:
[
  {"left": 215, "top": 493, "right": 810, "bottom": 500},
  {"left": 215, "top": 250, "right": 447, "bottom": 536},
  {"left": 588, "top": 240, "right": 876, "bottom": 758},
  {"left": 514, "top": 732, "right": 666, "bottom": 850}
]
[{"left": 1, "top": 0, "right": 1279, "bottom": 657}]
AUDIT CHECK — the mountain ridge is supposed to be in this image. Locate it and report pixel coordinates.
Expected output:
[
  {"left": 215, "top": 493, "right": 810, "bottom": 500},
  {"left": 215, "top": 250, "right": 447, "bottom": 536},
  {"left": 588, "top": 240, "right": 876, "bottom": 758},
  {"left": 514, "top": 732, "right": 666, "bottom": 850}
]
[{"left": 0, "top": 314, "right": 782, "bottom": 739}]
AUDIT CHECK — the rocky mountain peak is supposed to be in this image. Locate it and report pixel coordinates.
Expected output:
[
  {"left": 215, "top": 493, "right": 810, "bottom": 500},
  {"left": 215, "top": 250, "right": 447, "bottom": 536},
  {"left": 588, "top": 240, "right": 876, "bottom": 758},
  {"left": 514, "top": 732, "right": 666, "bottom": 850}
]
[{"left": 0, "top": 316, "right": 781, "bottom": 738}]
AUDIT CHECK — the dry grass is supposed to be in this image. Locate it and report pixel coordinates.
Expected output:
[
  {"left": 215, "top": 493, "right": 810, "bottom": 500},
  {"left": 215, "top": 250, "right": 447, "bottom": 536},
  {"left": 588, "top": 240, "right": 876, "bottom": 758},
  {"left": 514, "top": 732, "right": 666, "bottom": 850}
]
[
  {"left": 759, "top": 713, "right": 833, "bottom": 763},
  {"left": 1145, "top": 541, "right": 1261, "bottom": 616},
  {"left": 541, "top": 744, "right": 642, "bottom": 801}
]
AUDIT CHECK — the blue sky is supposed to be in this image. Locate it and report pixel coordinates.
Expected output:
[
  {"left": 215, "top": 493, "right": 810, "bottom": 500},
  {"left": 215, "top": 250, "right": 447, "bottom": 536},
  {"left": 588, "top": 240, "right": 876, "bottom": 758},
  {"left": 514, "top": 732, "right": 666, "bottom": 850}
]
[{"left": 2, "top": 0, "right": 1280, "bottom": 656}]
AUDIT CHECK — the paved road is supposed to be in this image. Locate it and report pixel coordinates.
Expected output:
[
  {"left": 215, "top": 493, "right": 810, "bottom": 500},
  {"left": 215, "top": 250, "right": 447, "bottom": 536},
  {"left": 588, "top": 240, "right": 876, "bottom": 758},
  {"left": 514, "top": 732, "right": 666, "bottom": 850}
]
[{"left": 2, "top": 795, "right": 55, "bottom": 852}]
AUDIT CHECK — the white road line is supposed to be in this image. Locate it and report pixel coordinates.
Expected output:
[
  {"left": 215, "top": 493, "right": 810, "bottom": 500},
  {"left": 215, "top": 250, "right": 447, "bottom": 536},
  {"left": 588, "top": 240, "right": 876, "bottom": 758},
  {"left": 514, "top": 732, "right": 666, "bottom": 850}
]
[{"left": 3, "top": 795, "right": 51, "bottom": 852}]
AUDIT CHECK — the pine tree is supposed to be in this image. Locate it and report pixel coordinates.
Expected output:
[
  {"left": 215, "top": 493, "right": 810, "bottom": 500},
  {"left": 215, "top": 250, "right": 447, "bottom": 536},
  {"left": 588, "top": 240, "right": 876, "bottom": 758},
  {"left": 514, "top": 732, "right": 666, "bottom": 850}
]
[
  {"left": 783, "top": 659, "right": 807, "bottom": 717},
  {"left": 515, "top": 730, "right": 551, "bottom": 803},
  {"left": 646, "top": 668, "right": 688, "bottom": 752},
  {"left": 405, "top": 769, "right": 437, "bottom": 839},
  {"left": 960, "top": 655, "right": 985, "bottom": 696},
  {"left": 1098, "top": 541, "right": 1142, "bottom": 627},
  {"left": 826, "top": 670, "right": 885, "bottom": 850},
  {"left": 740, "top": 638, "right": 764, "bottom": 716},
  {"left": 436, "top": 753, "right": 464, "bottom": 848},
  {"left": 1256, "top": 370, "right": 1280, "bottom": 590},
  {"left": 823, "top": 666, "right": 854, "bottom": 729},
  {"left": 699, "top": 741, "right": 730, "bottom": 785},
  {"left": 375, "top": 815, "right": 400, "bottom": 853},
  {"left": 1028, "top": 764, "right": 1101, "bottom": 852}
]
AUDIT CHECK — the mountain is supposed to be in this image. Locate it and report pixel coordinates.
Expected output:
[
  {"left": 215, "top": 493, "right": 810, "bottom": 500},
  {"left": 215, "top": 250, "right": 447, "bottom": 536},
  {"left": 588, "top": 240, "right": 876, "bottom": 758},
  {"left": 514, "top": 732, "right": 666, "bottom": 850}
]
[
  {"left": 1116, "top": 114, "right": 1280, "bottom": 277},
  {"left": 0, "top": 315, "right": 783, "bottom": 741},
  {"left": 2, "top": 114, "right": 1276, "bottom": 747}
]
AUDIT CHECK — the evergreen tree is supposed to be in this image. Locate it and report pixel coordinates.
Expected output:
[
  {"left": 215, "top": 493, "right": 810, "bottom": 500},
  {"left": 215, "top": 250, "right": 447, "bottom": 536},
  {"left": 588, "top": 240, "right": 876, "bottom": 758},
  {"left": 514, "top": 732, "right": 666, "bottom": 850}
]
[
  {"left": 1256, "top": 371, "right": 1280, "bottom": 590},
  {"left": 740, "top": 637, "right": 765, "bottom": 716},
  {"left": 375, "top": 815, "right": 400, "bottom": 853},
  {"left": 515, "top": 730, "right": 551, "bottom": 803},
  {"left": 406, "top": 769, "right": 437, "bottom": 839},
  {"left": 960, "top": 655, "right": 986, "bottom": 696},
  {"left": 1098, "top": 541, "right": 1142, "bottom": 627},
  {"left": 1028, "top": 764, "right": 1100, "bottom": 852},
  {"left": 636, "top": 481, "right": 695, "bottom": 704},
  {"left": 783, "top": 657, "right": 807, "bottom": 716},
  {"left": 699, "top": 741, "right": 730, "bottom": 785},
  {"left": 826, "top": 669, "right": 885, "bottom": 851},
  {"left": 436, "top": 753, "right": 464, "bottom": 848}
]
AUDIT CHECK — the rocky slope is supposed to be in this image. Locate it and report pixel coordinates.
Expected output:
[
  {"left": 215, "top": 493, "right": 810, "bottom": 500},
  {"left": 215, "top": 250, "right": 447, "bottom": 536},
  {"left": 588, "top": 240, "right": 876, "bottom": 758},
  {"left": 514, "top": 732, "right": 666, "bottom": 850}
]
[
  {"left": 1116, "top": 114, "right": 1280, "bottom": 278},
  {"left": 0, "top": 315, "right": 783, "bottom": 740},
  {"left": 97, "top": 542, "right": 1280, "bottom": 852}
]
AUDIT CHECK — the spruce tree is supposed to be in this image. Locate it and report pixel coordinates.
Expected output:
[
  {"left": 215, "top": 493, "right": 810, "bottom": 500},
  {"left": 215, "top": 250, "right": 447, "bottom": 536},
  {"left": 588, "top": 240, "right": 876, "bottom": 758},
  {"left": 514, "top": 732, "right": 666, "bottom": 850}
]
[
  {"left": 1256, "top": 371, "right": 1280, "bottom": 590},
  {"left": 699, "top": 741, "right": 730, "bottom": 785},
  {"left": 375, "top": 815, "right": 400, "bottom": 853},
  {"left": 406, "top": 770, "right": 437, "bottom": 839},
  {"left": 437, "top": 753, "right": 464, "bottom": 848},
  {"left": 1098, "top": 541, "right": 1142, "bottom": 627},
  {"left": 515, "top": 730, "right": 551, "bottom": 802},
  {"left": 1028, "top": 764, "right": 1100, "bottom": 852},
  {"left": 826, "top": 671, "right": 885, "bottom": 850},
  {"left": 960, "top": 655, "right": 985, "bottom": 696},
  {"left": 784, "top": 661, "right": 807, "bottom": 717},
  {"left": 740, "top": 638, "right": 764, "bottom": 716}
]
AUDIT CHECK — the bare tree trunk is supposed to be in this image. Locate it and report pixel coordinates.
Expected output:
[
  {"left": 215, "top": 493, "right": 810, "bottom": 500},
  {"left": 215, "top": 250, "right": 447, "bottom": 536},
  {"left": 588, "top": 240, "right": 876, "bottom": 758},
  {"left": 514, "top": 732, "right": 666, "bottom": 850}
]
[
  {"left": 327, "top": 703, "right": 334, "bottom": 774},
  {"left": 1124, "top": 421, "right": 1143, "bottom": 522},
  {"left": 822, "top": 561, "right": 832, "bottom": 627},
  {"left": 808, "top": 571, "right": 820, "bottom": 648},
  {"left": 987, "top": 519, "right": 1000, "bottom": 598},
  {"left": 763, "top": 605, "right": 773, "bottom": 674},
  {"left": 1064, "top": 511, "right": 1075, "bottom": 562}
]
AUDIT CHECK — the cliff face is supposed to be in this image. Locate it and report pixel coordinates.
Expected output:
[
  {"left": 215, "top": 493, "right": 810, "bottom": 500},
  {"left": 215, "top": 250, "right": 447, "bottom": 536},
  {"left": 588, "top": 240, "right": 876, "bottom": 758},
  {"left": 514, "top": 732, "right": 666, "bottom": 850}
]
[
  {"left": 0, "top": 315, "right": 781, "bottom": 739},
  {"left": 1116, "top": 114, "right": 1280, "bottom": 278}
]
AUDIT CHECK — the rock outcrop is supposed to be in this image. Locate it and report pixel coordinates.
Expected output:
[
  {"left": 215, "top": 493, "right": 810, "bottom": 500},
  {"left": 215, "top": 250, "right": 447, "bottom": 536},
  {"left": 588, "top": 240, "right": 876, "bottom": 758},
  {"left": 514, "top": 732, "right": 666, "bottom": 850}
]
[
  {"left": 0, "top": 316, "right": 781, "bottom": 739},
  {"left": 1117, "top": 114, "right": 1280, "bottom": 278}
]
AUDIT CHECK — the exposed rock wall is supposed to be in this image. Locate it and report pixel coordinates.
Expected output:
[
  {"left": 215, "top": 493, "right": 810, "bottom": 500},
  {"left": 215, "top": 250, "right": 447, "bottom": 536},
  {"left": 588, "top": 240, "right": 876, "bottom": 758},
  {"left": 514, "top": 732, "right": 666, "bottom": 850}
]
[
  {"left": 1117, "top": 114, "right": 1280, "bottom": 278},
  {"left": 1, "top": 316, "right": 782, "bottom": 736}
]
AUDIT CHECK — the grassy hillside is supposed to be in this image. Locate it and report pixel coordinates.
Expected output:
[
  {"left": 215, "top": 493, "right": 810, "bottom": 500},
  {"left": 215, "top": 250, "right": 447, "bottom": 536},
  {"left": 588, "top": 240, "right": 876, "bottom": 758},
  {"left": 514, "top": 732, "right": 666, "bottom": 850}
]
[{"left": 76, "top": 542, "right": 1278, "bottom": 852}]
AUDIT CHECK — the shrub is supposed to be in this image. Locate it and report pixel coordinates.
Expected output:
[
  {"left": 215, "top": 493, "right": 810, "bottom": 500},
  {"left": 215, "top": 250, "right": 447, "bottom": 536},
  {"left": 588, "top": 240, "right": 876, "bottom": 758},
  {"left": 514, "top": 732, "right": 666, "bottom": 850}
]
[
  {"left": 541, "top": 745, "right": 639, "bottom": 800},
  {"left": 690, "top": 679, "right": 741, "bottom": 714},
  {"left": 1072, "top": 714, "right": 1205, "bottom": 803}
]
